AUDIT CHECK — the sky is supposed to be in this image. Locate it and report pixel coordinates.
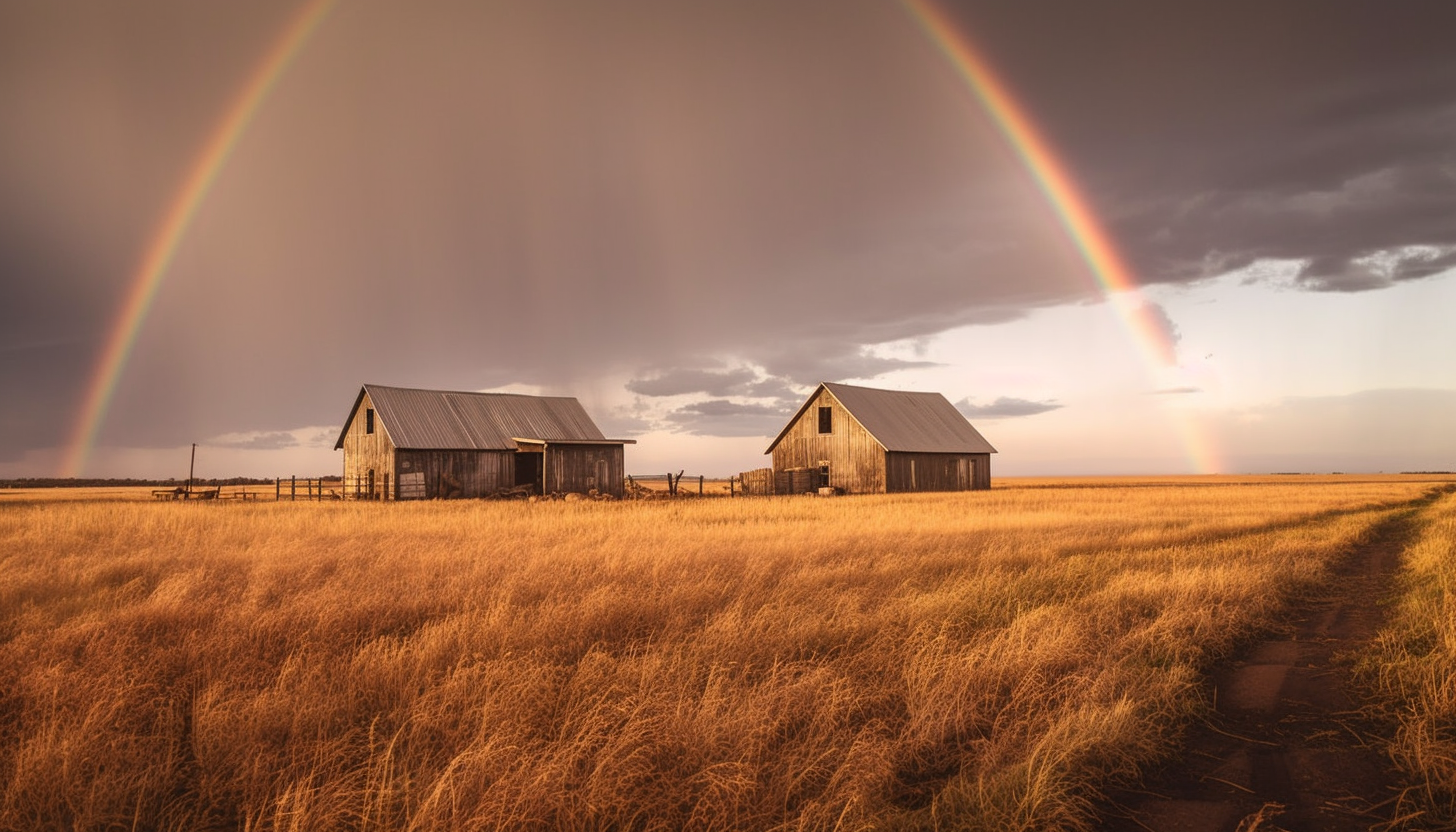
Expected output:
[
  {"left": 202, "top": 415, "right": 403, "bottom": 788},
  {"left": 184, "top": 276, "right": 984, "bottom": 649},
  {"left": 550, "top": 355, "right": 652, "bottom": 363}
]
[{"left": 2, "top": 0, "right": 1455, "bottom": 480}]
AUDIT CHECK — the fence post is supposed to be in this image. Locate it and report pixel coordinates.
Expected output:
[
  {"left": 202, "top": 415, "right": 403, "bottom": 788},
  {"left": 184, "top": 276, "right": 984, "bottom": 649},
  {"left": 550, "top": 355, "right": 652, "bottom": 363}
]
[
  {"left": 730, "top": 476, "right": 735, "bottom": 498},
  {"left": 291, "top": 475, "right": 296, "bottom": 501},
  {"left": 275, "top": 478, "right": 280, "bottom": 501},
  {"left": 698, "top": 475, "right": 703, "bottom": 495}
]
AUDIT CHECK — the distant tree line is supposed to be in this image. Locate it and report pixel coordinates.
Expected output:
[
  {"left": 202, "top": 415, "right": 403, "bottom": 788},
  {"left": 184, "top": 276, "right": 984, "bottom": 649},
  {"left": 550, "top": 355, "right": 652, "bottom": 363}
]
[{"left": 1, "top": 476, "right": 342, "bottom": 489}]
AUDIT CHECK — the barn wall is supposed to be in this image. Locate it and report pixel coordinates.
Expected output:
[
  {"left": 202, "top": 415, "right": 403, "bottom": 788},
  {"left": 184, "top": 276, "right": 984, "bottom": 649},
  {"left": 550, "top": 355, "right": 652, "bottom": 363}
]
[
  {"left": 544, "top": 444, "right": 625, "bottom": 497},
  {"left": 972, "top": 453, "right": 991, "bottom": 490},
  {"left": 341, "top": 391, "right": 395, "bottom": 499},
  {"left": 395, "top": 450, "right": 513, "bottom": 499},
  {"left": 885, "top": 452, "right": 992, "bottom": 492},
  {"left": 770, "top": 388, "right": 886, "bottom": 493}
]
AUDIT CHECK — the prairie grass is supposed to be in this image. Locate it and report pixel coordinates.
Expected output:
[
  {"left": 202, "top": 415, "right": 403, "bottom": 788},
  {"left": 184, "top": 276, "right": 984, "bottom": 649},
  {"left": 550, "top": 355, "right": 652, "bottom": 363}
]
[
  {"left": 1358, "top": 486, "right": 1456, "bottom": 827},
  {"left": 0, "top": 476, "right": 1448, "bottom": 831}
]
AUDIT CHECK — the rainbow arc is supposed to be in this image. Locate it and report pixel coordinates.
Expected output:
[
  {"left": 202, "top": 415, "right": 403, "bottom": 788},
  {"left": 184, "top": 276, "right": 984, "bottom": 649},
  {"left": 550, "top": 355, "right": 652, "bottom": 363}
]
[
  {"left": 61, "top": 0, "right": 335, "bottom": 478},
  {"left": 65, "top": 0, "right": 1218, "bottom": 475},
  {"left": 902, "top": 0, "right": 1218, "bottom": 473}
]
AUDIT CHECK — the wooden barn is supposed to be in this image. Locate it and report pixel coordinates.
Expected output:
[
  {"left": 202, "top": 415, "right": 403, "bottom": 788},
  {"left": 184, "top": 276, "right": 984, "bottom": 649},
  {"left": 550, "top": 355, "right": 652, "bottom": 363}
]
[
  {"left": 335, "top": 384, "right": 634, "bottom": 500},
  {"left": 763, "top": 382, "right": 996, "bottom": 494}
]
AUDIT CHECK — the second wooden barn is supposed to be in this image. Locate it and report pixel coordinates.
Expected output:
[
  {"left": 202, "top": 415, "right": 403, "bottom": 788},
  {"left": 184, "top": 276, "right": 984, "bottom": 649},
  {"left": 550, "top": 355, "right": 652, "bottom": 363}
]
[
  {"left": 335, "top": 384, "right": 634, "bottom": 499},
  {"left": 763, "top": 382, "right": 996, "bottom": 494}
]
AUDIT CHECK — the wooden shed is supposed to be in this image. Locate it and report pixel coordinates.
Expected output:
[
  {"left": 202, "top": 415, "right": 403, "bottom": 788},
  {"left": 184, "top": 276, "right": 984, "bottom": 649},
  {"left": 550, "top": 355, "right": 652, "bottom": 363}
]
[
  {"left": 335, "top": 384, "right": 634, "bottom": 500},
  {"left": 763, "top": 382, "right": 996, "bottom": 494}
]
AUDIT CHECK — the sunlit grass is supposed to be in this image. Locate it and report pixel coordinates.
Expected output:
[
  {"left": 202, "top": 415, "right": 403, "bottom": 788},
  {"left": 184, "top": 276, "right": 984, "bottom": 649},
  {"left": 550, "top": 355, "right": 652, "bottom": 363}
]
[
  {"left": 1, "top": 476, "right": 1449, "bottom": 830},
  {"left": 1358, "top": 487, "right": 1456, "bottom": 828}
]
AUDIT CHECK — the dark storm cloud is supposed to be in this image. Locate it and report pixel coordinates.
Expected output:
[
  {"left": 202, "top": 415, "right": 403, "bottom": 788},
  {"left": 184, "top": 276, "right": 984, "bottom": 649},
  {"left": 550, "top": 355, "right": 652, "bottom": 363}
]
[
  {"left": 945, "top": 1, "right": 1456, "bottom": 291},
  {"left": 756, "top": 345, "right": 943, "bottom": 388},
  {"left": 663, "top": 399, "right": 797, "bottom": 438},
  {"left": 626, "top": 367, "right": 758, "bottom": 397},
  {"left": 3, "top": 0, "right": 1454, "bottom": 469},
  {"left": 955, "top": 397, "right": 1062, "bottom": 419}
]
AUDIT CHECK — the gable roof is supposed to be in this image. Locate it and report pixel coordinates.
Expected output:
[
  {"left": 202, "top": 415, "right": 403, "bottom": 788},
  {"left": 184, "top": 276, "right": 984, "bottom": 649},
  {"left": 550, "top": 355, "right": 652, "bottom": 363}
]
[
  {"left": 335, "top": 384, "right": 627, "bottom": 450},
  {"left": 766, "top": 382, "right": 997, "bottom": 455}
]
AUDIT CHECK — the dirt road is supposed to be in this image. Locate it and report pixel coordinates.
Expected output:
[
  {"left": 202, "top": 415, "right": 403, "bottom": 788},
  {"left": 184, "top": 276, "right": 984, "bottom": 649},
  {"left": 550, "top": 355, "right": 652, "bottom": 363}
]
[{"left": 1099, "top": 504, "right": 1432, "bottom": 832}]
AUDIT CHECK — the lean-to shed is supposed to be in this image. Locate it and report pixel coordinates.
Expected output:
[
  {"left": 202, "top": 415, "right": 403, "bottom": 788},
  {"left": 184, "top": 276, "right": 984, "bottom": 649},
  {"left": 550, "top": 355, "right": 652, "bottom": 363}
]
[
  {"left": 335, "top": 384, "right": 633, "bottom": 499},
  {"left": 764, "top": 382, "right": 996, "bottom": 494}
]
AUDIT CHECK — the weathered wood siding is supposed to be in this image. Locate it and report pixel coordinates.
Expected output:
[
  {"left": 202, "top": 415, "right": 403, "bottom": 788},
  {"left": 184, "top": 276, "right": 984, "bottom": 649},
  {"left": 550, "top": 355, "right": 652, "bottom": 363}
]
[
  {"left": 393, "top": 450, "right": 513, "bottom": 499},
  {"left": 545, "top": 444, "right": 625, "bottom": 497},
  {"left": 885, "top": 452, "right": 992, "bottom": 492},
  {"left": 770, "top": 387, "right": 886, "bottom": 493},
  {"left": 341, "top": 391, "right": 395, "bottom": 499},
  {"left": 972, "top": 453, "right": 991, "bottom": 490}
]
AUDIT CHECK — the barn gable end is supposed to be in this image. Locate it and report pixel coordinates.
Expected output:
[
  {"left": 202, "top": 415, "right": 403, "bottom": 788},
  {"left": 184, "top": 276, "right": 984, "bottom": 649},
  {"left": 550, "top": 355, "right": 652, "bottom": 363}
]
[
  {"left": 764, "top": 382, "right": 996, "bottom": 494},
  {"left": 768, "top": 385, "right": 887, "bottom": 493}
]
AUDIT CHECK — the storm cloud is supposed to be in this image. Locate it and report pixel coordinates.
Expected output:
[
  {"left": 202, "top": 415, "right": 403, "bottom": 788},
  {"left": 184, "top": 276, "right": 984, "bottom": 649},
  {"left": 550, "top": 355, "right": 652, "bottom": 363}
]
[
  {"left": 2, "top": 0, "right": 1453, "bottom": 472},
  {"left": 663, "top": 399, "right": 798, "bottom": 438}
]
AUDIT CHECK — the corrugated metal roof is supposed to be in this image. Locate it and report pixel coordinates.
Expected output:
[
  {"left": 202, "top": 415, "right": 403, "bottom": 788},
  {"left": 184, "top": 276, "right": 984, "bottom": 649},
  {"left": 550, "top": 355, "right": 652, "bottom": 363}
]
[
  {"left": 766, "top": 382, "right": 997, "bottom": 454},
  {"left": 336, "top": 384, "right": 611, "bottom": 450}
]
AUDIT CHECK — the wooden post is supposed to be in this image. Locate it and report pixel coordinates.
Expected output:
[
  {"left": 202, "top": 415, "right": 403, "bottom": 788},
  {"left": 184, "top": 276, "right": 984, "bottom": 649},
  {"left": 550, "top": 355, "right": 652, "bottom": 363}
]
[
  {"left": 698, "top": 475, "right": 703, "bottom": 495},
  {"left": 291, "top": 475, "right": 296, "bottom": 501},
  {"left": 384, "top": 473, "right": 390, "bottom": 502},
  {"left": 730, "top": 476, "right": 735, "bottom": 498},
  {"left": 275, "top": 478, "right": 280, "bottom": 501},
  {"left": 187, "top": 443, "right": 196, "bottom": 498}
]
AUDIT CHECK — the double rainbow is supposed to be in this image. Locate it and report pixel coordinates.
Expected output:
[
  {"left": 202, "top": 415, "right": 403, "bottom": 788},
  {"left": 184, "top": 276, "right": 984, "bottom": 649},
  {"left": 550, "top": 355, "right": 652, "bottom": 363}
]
[{"left": 63, "top": 0, "right": 1218, "bottom": 476}]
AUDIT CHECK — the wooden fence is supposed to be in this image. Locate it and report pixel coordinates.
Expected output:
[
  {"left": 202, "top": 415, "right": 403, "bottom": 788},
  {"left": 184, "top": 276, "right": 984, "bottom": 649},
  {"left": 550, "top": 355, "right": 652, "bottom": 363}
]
[
  {"left": 735, "top": 467, "right": 825, "bottom": 496},
  {"left": 276, "top": 476, "right": 345, "bottom": 501},
  {"left": 737, "top": 468, "right": 774, "bottom": 496},
  {"left": 626, "top": 473, "right": 744, "bottom": 497}
]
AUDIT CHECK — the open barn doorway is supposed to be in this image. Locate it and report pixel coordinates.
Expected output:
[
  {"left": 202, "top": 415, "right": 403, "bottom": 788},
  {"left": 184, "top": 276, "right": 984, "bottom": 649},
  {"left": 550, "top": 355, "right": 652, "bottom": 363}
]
[{"left": 515, "top": 451, "right": 543, "bottom": 494}]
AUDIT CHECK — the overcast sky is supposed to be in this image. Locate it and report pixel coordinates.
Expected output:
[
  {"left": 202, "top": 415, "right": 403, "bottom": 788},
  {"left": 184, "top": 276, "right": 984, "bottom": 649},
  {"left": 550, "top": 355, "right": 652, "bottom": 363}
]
[{"left": 3, "top": 0, "right": 1454, "bottom": 479}]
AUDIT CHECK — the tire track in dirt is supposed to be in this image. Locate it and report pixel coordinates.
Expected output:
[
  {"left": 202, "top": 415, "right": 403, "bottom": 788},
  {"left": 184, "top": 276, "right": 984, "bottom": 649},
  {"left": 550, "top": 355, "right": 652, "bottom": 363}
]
[{"left": 1098, "top": 490, "right": 1449, "bottom": 832}]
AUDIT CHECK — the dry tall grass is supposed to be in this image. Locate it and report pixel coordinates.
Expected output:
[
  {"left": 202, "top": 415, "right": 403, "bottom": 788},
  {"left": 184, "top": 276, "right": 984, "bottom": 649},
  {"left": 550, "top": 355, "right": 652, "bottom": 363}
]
[
  {"left": 0, "top": 477, "right": 1446, "bottom": 831},
  {"left": 1358, "top": 487, "right": 1456, "bottom": 827}
]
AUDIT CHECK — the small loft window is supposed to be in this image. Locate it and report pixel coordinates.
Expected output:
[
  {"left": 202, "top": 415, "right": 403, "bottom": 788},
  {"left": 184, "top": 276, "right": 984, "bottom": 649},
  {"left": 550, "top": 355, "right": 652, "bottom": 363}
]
[
  {"left": 817, "top": 406, "right": 832, "bottom": 434},
  {"left": 366, "top": 408, "right": 375, "bottom": 434}
]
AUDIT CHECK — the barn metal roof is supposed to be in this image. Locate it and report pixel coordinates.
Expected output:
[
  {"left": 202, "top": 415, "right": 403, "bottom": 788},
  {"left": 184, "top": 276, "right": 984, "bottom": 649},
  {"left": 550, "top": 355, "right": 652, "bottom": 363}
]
[
  {"left": 335, "top": 384, "right": 629, "bottom": 450},
  {"left": 766, "top": 382, "right": 997, "bottom": 455}
]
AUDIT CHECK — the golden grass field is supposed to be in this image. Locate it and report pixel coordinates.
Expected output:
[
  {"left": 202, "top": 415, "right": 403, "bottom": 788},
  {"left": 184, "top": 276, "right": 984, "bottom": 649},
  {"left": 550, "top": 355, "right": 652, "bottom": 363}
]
[
  {"left": 1358, "top": 482, "right": 1456, "bottom": 826},
  {"left": 1, "top": 475, "right": 1453, "bottom": 831}
]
